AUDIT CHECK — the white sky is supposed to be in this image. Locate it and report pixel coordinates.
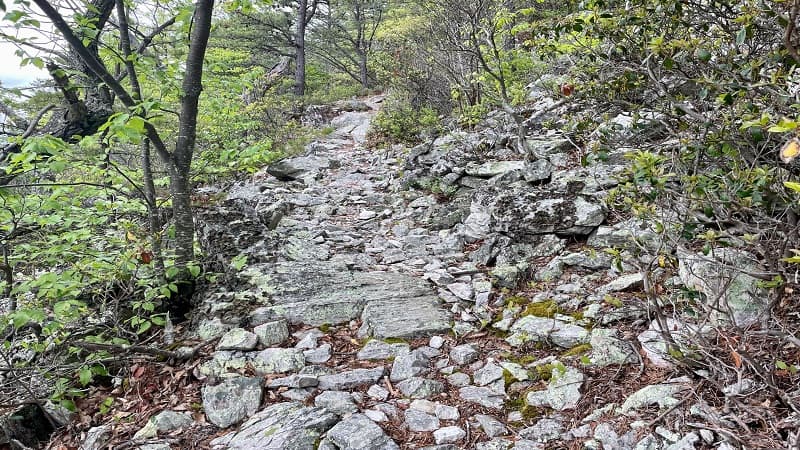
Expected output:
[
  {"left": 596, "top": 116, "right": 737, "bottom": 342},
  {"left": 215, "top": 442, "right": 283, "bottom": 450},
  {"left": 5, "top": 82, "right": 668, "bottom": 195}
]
[{"left": 0, "top": 43, "right": 46, "bottom": 87}]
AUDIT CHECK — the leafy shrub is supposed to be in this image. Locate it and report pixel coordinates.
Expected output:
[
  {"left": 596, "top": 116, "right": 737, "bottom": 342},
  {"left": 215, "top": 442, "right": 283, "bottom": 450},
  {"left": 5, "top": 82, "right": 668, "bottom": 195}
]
[{"left": 369, "top": 96, "right": 441, "bottom": 146}]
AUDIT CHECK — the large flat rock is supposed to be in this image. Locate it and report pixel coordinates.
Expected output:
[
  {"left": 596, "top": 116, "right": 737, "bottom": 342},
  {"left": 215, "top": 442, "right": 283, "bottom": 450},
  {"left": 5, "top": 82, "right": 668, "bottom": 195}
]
[
  {"left": 246, "top": 261, "right": 451, "bottom": 337},
  {"left": 211, "top": 402, "right": 339, "bottom": 449}
]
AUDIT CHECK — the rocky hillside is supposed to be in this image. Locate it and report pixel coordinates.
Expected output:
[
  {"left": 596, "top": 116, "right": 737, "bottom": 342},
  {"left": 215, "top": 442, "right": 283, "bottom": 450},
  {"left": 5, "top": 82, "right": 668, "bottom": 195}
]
[{"left": 55, "top": 91, "right": 796, "bottom": 450}]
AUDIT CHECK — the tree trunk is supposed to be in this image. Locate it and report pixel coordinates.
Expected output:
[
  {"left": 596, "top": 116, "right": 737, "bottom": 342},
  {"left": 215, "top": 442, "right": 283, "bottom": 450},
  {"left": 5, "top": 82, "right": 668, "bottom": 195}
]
[
  {"left": 294, "top": 0, "right": 307, "bottom": 96},
  {"left": 172, "top": 0, "right": 215, "bottom": 275},
  {"left": 358, "top": 50, "right": 369, "bottom": 89}
]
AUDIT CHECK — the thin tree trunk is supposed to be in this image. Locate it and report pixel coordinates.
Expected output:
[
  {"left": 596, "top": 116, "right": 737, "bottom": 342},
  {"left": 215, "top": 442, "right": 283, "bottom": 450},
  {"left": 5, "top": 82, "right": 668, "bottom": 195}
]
[
  {"left": 358, "top": 50, "right": 369, "bottom": 89},
  {"left": 295, "top": 0, "right": 307, "bottom": 96},
  {"left": 116, "top": 0, "right": 165, "bottom": 276},
  {"left": 172, "top": 0, "right": 215, "bottom": 274}
]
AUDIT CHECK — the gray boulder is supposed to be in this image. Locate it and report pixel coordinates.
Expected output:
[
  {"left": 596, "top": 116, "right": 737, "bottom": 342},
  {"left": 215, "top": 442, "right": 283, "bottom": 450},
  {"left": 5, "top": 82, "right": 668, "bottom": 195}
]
[
  {"left": 211, "top": 402, "right": 338, "bottom": 449},
  {"left": 202, "top": 377, "right": 263, "bottom": 428},
  {"left": 326, "top": 414, "right": 399, "bottom": 449}
]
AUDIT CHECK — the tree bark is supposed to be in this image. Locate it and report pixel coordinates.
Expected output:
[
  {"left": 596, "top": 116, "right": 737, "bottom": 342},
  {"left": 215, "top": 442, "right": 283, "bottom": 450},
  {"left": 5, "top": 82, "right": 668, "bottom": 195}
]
[
  {"left": 294, "top": 0, "right": 308, "bottom": 96},
  {"left": 172, "top": 0, "right": 215, "bottom": 274}
]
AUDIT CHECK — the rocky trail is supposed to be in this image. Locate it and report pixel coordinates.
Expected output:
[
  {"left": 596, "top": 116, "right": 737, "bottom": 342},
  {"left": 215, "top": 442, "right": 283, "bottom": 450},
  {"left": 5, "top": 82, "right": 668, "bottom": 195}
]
[{"left": 73, "top": 94, "right": 789, "bottom": 450}]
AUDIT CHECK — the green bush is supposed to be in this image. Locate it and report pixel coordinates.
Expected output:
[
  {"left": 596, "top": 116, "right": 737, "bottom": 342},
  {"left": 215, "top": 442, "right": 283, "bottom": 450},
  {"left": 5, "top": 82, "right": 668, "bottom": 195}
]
[{"left": 369, "top": 97, "right": 441, "bottom": 146}]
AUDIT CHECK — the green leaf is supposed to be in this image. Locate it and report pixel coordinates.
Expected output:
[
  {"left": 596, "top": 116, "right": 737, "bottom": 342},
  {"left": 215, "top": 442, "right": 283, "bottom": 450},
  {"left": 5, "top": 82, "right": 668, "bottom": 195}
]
[
  {"left": 736, "top": 27, "right": 746, "bottom": 45},
  {"left": 784, "top": 181, "right": 800, "bottom": 193},
  {"left": 776, "top": 360, "right": 788, "bottom": 370},
  {"left": 78, "top": 366, "right": 93, "bottom": 386}
]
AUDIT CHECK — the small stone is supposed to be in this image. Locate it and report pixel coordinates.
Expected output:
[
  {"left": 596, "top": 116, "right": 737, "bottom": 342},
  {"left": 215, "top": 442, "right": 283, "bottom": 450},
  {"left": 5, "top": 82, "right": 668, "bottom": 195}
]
[
  {"left": 367, "top": 384, "right": 390, "bottom": 401},
  {"left": 253, "top": 348, "right": 306, "bottom": 374},
  {"left": 281, "top": 388, "right": 315, "bottom": 401},
  {"left": 304, "top": 343, "right": 332, "bottom": 364},
  {"left": 450, "top": 344, "right": 479, "bottom": 365},
  {"left": 525, "top": 364, "right": 584, "bottom": 411},
  {"left": 499, "top": 362, "right": 529, "bottom": 381},
  {"left": 429, "top": 336, "right": 445, "bottom": 349},
  {"left": 447, "top": 282, "right": 474, "bottom": 300},
  {"left": 390, "top": 349, "right": 430, "bottom": 382},
  {"left": 253, "top": 320, "right": 289, "bottom": 346},
  {"left": 434, "top": 426, "right": 466, "bottom": 444},
  {"left": 446, "top": 372, "right": 471, "bottom": 387},
  {"left": 318, "top": 366, "right": 385, "bottom": 390},
  {"left": 459, "top": 386, "right": 505, "bottom": 409},
  {"left": 519, "top": 418, "right": 564, "bottom": 443},
  {"left": 201, "top": 377, "right": 263, "bottom": 428},
  {"left": 435, "top": 404, "right": 460, "bottom": 421},
  {"left": 474, "top": 361, "right": 504, "bottom": 386},
  {"left": 358, "top": 210, "right": 378, "bottom": 220},
  {"left": 474, "top": 414, "right": 507, "bottom": 437},
  {"left": 314, "top": 391, "right": 359, "bottom": 415},
  {"left": 267, "top": 374, "right": 319, "bottom": 389},
  {"left": 327, "top": 413, "right": 399, "bottom": 449},
  {"left": 364, "top": 409, "right": 390, "bottom": 422},
  {"left": 217, "top": 328, "right": 258, "bottom": 351},
  {"left": 410, "top": 399, "right": 437, "bottom": 413},
  {"left": 405, "top": 409, "right": 440, "bottom": 432},
  {"left": 151, "top": 410, "right": 192, "bottom": 432},
  {"left": 396, "top": 377, "right": 445, "bottom": 398},
  {"left": 358, "top": 340, "right": 409, "bottom": 360}
]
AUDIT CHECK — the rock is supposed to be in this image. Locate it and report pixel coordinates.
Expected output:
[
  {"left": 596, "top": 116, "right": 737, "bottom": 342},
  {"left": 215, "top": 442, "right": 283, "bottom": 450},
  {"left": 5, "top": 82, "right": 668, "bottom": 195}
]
[
  {"left": 267, "top": 374, "right": 319, "bottom": 389},
  {"left": 2, "top": 404, "right": 57, "bottom": 448},
  {"left": 678, "top": 248, "right": 769, "bottom": 326},
  {"left": 587, "top": 328, "right": 638, "bottom": 367},
  {"left": 446, "top": 282, "right": 474, "bottom": 300},
  {"left": 593, "top": 423, "right": 638, "bottom": 450},
  {"left": 137, "top": 444, "right": 171, "bottom": 450},
  {"left": 490, "top": 263, "right": 528, "bottom": 288},
  {"left": 367, "top": 384, "right": 390, "bottom": 401},
  {"left": 304, "top": 343, "right": 332, "bottom": 363},
  {"left": 212, "top": 402, "right": 338, "bottom": 449},
  {"left": 364, "top": 409, "right": 390, "bottom": 422},
  {"left": 459, "top": 386, "right": 505, "bottom": 409},
  {"left": 483, "top": 184, "right": 606, "bottom": 238},
  {"left": 474, "top": 361, "right": 504, "bottom": 386},
  {"left": 465, "top": 160, "right": 527, "bottom": 177},
  {"left": 318, "top": 366, "right": 385, "bottom": 390},
  {"left": 390, "top": 349, "right": 430, "bottom": 381},
  {"left": 396, "top": 377, "right": 445, "bottom": 398},
  {"left": 519, "top": 418, "right": 564, "bottom": 443},
  {"left": 253, "top": 320, "right": 290, "bottom": 346},
  {"left": 405, "top": 409, "right": 440, "bottom": 432},
  {"left": 600, "top": 273, "right": 644, "bottom": 293},
  {"left": 253, "top": 348, "right": 306, "bottom": 374},
  {"left": 326, "top": 414, "right": 399, "bottom": 449},
  {"left": 446, "top": 372, "right": 471, "bottom": 387},
  {"left": 315, "top": 391, "right": 359, "bottom": 415},
  {"left": 410, "top": 399, "right": 437, "bottom": 413},
  {"left": 361, "top": 295, "right": 452, "bottom": 339},
  {"left": 358, "top": 340, "right": 410, "bottom": 360},
  {"left": 450, "top": 344, "right": 479, "bottom": 365},
  {"left": 525, "top": 364, "right": 584, "bottom": 410},
  {"left": 506, "top": 316, "right": 589, "bottom": 348},
  {"left": 429, "top": 336, "right": 445, "bottom": 349},
  {"left": 433, "top": 426, "right": 466, "bottom": 444},
  {"left": 587, "top": 218, "right": 662, "bottom": 252},
  {"left": 267, "top": 155, "right": 332, "bottom": 182},
  {"left": 217, "top": 328, "right": 259, "bottom": 351},
  {"left": 80, "top": 425, "right": 111, "bottom": 450},
  {"left": 149, "top": 410, "right": 192, "bottom": 432},
  {"left": 202, "top": 377, "right": 263, "bottom": 428},
  {"left": 618, "top": 377, "right": 691, "bottom": 415},
  {"left": 295, "top": 329, "right": 324, "bottom": 349},
  {"left": 474, "top": 414, "right": 507, "bottom": 437},
  {"left": 463, "top": 202, "right": 492, "bottom": 241},
  {"left": 435, "top": 404, "right": 460, "bottom": 420}
]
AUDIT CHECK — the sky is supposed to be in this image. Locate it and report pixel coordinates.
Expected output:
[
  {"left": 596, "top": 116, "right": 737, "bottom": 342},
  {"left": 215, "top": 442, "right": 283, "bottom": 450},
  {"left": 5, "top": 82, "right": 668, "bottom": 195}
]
[{"left": 0, "top": 43, "right": 46, "bottom": 87}]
